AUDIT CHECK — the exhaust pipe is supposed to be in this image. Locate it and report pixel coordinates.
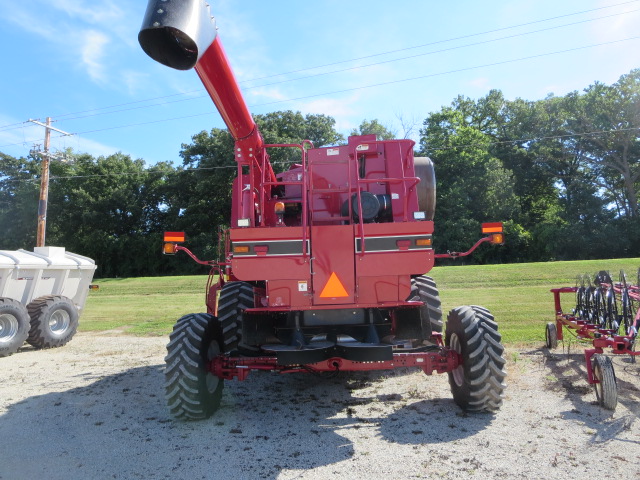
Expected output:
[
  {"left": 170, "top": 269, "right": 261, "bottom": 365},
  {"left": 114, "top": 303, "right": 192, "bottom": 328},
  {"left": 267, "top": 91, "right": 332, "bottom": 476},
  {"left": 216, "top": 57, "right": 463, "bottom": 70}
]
[{"left": 138, "top": 0, "right": 217, "bottom": 70}]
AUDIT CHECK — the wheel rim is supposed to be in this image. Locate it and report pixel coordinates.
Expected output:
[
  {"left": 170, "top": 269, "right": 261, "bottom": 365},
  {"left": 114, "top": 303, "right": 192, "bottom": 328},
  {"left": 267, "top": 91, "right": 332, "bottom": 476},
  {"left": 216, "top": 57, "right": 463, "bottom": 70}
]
[
  {"left": 205, "top": 340, "right": 221, "bottom": 394},
  {"left": 450, "top": 333, "right": 464, "bottom": 387},
  {"left": 0, "top": 313, "right": 19, "bottom": 343},
  {"left": 49, "top": 309, "right": 71, "bottom": 336}
]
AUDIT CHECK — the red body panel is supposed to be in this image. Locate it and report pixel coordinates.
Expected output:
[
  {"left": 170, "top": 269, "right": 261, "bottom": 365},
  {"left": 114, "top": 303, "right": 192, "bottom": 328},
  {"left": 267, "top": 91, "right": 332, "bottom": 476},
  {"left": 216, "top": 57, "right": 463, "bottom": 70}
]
[{"left": 310, "top": 225, "right": 355, "bottom": 305}]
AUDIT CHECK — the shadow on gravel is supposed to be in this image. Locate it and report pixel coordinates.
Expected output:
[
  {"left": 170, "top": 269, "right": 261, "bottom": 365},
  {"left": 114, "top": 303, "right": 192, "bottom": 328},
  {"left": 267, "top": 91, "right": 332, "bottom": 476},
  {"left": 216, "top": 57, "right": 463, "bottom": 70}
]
[
  {"left": 0, "top": 364, "right": 485, "bottom": 480},
  {"left": 532, "top": 346, "right": 640, "bottom": 445},
  {"left": 377, "top": 400, "right": 494, "bottom": 445}
]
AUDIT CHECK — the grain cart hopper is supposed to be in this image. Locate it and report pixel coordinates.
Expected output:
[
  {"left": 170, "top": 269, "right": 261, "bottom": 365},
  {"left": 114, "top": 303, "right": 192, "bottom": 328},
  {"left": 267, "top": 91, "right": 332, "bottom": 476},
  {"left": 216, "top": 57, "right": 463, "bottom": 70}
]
[
  {"left": 139, "top": 0, "right": 507, "bottom": 420},
  {"left": 0, "top": 247, "right": 97, "bottom": 357}
]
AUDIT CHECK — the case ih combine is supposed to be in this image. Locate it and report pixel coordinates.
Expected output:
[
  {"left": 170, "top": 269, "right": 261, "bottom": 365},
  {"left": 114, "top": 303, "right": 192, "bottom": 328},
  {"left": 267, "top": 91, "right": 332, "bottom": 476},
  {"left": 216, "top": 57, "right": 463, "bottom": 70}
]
[{"left": 139, "top": 0, "right": 507, "bottom": 420}]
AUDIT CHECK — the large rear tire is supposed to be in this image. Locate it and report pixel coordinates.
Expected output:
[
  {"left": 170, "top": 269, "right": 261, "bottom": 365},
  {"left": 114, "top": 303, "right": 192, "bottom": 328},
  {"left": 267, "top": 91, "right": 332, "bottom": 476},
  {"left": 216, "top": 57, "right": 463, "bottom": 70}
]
[
  {"left": 0, "top": 298, "right": 30, "bottom": 357},
  {"left": 408, "top": 275, "right": 443, "bottom": 335},
  {"left": 446, "top": 305, "right": 507, "bottom": 412},
  {"left": 165, "top": 313, "right": 224, "bottom": 420},
  {"left": 217, "top": 282, "right": 255, "bottom": 352},
  {"left": 26, "top": 295, "right": 79, "bottom": 349}
]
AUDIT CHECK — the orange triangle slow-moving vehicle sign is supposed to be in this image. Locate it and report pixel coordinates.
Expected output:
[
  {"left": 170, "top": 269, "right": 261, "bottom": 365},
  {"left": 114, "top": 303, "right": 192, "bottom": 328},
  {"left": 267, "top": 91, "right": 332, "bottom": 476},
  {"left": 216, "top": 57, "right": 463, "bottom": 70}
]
[{"left": 319, "top": 272, "right": 349, "bottom": 298}]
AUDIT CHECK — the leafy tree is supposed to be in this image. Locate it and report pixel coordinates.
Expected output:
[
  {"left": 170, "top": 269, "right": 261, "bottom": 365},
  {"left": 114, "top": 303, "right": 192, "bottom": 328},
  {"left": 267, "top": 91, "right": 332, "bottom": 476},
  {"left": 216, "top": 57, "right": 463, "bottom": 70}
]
[
  {"left": 350, "top": 118, "right": 396, "bottom": 140},
  {"left": 572, "top": 70, "right": 640, "bottom": 218},
  {"left": 419, "top": 107, "right": 521, "bottom": 262},
  {"left": 0, "top": 153, "right": 40, "bottom": 249}
]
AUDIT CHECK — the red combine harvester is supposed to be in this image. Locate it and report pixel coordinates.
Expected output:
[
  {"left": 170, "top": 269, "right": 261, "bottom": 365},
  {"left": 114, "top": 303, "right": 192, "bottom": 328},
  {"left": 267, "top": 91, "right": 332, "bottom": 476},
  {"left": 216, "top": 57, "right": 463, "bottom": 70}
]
[{"left": 139, "top": 0, "right": 507, "bottom": 420}]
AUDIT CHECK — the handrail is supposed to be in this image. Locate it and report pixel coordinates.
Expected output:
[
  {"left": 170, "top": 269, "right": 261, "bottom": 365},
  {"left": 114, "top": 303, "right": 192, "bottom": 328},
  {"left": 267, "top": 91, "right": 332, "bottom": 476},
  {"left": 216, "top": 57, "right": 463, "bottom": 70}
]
[{"left": 261, "top": 143, "right": 309, "bottom": 258}]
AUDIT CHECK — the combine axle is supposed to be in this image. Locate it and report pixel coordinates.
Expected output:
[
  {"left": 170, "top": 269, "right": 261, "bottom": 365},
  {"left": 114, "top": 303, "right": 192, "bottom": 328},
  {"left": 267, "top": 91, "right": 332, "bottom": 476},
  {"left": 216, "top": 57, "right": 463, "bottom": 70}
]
[{"left": 210, "top": 349, "right": 461, "bottom": 381}]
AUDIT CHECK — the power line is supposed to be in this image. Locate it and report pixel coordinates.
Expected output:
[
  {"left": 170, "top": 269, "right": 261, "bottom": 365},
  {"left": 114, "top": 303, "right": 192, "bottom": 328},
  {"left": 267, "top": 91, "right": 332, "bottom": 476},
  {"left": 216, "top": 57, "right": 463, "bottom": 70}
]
[
  {"left": 422, "top": 127, "right": 640, "bottom": 153},
  {"left": 0, "top": 121, "right": 29, "bottom": 132},
  {"left": 4, "top": 127, "right": 638, "bottom": 184},
  {"left": 1, "top": 30, "right": 638, "bottom": 150},
  {"left": 242, "top": 0, "right": 640, "bottom": 84},
  {"left": 5, "top": 0, "right": 638, "bottom": 127},
  {"left": 46, "top": 35, "right": 639, "bottom": 142},
  {"left": 48, "top": 6, "right": 640, "bottom": 125},
  {"left": 247, "top": 8, "right": 640, "bottom": 91}
]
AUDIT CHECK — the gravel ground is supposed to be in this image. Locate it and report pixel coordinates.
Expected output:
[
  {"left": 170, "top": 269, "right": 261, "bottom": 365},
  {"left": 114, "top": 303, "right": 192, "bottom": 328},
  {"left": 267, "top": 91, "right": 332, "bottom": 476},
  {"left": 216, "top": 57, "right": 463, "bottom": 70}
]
[{"left": 1, "top": 332, "right": 639, "bottom": 479}]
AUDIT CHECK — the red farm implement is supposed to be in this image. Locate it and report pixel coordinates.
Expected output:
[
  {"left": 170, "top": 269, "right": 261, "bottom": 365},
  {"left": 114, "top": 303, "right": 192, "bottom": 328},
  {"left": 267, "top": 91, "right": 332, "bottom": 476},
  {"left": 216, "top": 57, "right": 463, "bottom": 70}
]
[
  {"left": 139, "top": 0, "right": 506, "bottom": 420},
  {"left": 546, "top": 270, "right": 640, "bottom": 410}
]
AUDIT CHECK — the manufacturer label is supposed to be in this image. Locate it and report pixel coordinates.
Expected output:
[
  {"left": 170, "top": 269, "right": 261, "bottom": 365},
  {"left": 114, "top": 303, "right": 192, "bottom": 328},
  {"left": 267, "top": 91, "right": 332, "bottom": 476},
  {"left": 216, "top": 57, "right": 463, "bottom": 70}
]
[
  {"left": 391, "top": 193, "right": 400, "bottom": 200},
  {"left": 327, "top": 148, "right": 339, "bottom": 156},
  {"left": 298, "top": 281, "right": 308, "bottom": 292},
  {"left": 356, "top": 144, "right": 370, "bottom": 151}
]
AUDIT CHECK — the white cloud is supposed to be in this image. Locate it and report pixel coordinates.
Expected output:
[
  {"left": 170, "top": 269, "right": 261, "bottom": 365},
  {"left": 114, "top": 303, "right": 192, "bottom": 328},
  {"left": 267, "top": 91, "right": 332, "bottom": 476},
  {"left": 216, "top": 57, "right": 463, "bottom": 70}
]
[
  {"left": 298, "top": 97, "right": 357, "bottom": 120},
  {"left": 120, "top": 70, "right": 150, "bottom": 96},
  {"left": 1, "top": 2, "right": 143, "bottom": 88},
  {"left": 61, "top": 135, "right": 124, "bottom": 158},
  {"left": 467, "top": 77, "right": 491, "bottom": 91},
  {"left": 49, "top": 0, "right": 124, "bottom": 25},
  {"left": 81, "top": 30, "right": 110, "bottom": 84}
]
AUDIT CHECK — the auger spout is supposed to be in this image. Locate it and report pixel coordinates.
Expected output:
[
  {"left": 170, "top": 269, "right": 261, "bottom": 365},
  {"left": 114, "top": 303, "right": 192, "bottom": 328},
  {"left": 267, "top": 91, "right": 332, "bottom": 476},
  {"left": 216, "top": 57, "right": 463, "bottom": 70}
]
[{"left": 139, "top": 0, "right": 260, "bottom": 143}]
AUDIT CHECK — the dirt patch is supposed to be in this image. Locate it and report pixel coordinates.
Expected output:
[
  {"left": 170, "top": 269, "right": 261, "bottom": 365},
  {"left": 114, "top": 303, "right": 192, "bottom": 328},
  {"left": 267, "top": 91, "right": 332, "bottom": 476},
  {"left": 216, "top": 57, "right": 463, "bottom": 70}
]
[{"left": 1, "top": 333, "right": 639, "bottom": 479}]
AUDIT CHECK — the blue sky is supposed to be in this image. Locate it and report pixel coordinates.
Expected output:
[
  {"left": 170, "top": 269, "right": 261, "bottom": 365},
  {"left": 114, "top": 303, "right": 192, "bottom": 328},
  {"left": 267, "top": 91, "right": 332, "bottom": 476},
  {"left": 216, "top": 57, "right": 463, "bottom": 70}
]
[{"left": 0, "top": 0, "right": 638, "bottom": 165}]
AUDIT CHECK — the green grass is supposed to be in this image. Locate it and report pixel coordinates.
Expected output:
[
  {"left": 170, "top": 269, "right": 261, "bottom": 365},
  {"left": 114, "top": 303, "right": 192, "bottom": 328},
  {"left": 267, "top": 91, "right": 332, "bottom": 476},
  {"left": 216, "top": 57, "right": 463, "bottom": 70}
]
[
  {"left": 81, "top": 275, "right": 209, "bottom": 335},
  {"left": 80, "top": 258, "right": 640, "bottom": 344}
]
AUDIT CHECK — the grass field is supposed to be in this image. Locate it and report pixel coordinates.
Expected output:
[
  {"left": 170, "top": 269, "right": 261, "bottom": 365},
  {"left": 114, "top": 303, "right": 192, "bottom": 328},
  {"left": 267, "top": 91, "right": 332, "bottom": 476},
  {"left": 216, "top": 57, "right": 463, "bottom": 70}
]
[{"left": 81, "top": 257, "right": 640, "bottom": 345}]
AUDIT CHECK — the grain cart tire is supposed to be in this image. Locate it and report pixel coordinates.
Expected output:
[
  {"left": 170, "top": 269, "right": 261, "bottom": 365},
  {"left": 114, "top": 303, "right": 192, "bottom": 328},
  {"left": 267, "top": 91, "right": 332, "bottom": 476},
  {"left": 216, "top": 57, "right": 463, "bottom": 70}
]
[
  {"left": 26, "top": 295, "right": 79, "bottom": 349},
  {"left": 545, "top": 322, "right": 558, "bottom": 349},
  {"left": 408, "top": 275, "right": 443, "bottom": 336},
  {"left": 445, "top": 305, "right": 507, "bottom": 412},
  {"left": 592, "top": 354, "right": 617, "bottom": 410},
  {"left": 0, "top": 298, "right": 30, "bottom": 357},
  {"left": 217, "top": 281, "right": 256, "bottom": 353},
  {"left": 165, "top": 313, "right": 224, "bottom": 420}
]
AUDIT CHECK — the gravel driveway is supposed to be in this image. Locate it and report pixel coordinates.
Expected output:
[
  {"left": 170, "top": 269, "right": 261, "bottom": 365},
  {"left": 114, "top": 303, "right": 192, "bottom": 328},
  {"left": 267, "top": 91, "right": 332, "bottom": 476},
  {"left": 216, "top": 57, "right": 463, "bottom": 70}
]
[{"left": 1, "top": 332, "right": 639, "bottom": 479}]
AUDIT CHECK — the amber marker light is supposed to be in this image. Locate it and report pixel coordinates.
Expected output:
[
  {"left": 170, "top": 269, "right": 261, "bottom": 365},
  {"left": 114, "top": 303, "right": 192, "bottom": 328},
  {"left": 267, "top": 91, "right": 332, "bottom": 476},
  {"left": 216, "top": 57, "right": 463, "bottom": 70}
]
[
  {"left": 490, "top": 233, "right": 505, "bottom": 245},
  {"left": 415, "top": 238, "right": 432, "bottom": 246},
  {"left": 233, "top": 245, "right": 250, "bottom": 253},
  {"left": 163, "top": 242, "right": 178, "bottom": 255}
]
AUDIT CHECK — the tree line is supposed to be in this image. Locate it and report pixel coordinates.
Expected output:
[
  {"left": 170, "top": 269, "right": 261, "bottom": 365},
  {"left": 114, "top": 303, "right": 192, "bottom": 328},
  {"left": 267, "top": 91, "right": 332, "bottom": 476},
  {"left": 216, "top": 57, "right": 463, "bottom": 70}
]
[{"left": 1, "top": 70, "right": 638, "bottom": 277}]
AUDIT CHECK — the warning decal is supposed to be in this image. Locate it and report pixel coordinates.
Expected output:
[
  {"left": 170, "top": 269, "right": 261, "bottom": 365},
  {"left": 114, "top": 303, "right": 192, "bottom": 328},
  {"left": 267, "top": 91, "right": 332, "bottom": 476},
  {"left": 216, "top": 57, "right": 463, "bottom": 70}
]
[{"left": 319, "top": 272, "right": 349, "bottom": 298}]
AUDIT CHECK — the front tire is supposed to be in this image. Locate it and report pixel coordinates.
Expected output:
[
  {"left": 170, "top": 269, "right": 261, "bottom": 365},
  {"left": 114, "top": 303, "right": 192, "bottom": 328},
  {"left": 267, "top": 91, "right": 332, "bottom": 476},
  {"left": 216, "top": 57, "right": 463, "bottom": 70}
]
[
  {"left": 409, "top": 275, "right": 443, "bottom": 335},
  {"left": 26, "top": 295, "right": 79, "bottom": 348},
  {"left": 446, "top": 306, "right": 507, "bottom": 412},
  {"left": 545, "top": 322, "right": 558, "bottom": 350},
  {"left": 0, "top": 298, "right": 30, "bottom": 357},
  {"left": 165, "top": 313, "right": 224, "bottom": 420},
  {"left": 217, "top": 282, "right": 255, "bottom": 352}
]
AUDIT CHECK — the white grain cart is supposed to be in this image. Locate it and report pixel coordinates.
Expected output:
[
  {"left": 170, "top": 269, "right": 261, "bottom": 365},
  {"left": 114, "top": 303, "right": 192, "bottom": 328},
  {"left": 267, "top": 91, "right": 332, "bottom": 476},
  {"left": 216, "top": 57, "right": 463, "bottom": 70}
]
[{"left": 0, "top": 247, "right": 97, "bottom": 357}]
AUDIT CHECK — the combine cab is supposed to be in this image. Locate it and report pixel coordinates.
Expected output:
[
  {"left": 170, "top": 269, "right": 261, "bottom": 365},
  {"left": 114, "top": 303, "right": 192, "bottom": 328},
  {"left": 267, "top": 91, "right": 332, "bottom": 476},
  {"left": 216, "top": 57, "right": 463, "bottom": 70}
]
[{"left": 139, "top": 0, "right": 506, "bottom": 420}]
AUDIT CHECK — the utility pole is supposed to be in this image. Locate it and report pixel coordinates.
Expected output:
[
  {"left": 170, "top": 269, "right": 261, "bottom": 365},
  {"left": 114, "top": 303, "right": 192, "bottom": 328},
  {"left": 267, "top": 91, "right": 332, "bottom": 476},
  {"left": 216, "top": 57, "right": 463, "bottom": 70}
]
[{"left": 28, "top": 118, "right": 72, "bottom": 247}]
